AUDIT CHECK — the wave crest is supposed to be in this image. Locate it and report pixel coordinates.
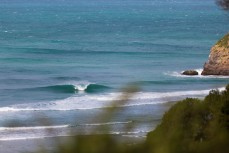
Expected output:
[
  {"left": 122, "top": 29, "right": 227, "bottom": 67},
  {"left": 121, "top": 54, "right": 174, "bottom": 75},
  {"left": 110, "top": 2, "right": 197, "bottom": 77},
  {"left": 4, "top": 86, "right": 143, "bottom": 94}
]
[{"left": 36, "top": 82, "right": 111, "bottom": 93}]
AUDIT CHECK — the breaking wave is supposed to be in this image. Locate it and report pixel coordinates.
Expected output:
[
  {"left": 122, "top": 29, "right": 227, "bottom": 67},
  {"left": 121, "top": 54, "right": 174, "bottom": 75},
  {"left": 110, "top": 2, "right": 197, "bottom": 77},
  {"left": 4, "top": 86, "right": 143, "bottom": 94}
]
[
  {"left": 0, "top": 87, "right": 225, "bottom": 112},
  {"left": 30, "top": 82, "right": 111, "bottom": 93}
]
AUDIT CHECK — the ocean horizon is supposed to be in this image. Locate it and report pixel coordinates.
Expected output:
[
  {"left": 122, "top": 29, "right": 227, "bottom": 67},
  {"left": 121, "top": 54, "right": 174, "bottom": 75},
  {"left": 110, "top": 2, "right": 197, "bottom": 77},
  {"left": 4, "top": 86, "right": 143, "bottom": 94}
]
[{"left": 0, "top": 0, "right": 229, "bottom": 141}]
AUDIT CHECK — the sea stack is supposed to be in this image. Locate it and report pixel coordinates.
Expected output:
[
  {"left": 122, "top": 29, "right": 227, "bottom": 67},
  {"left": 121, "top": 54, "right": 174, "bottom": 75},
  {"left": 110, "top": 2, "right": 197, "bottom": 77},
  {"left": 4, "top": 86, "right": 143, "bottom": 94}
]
[
  {"left": 201, "top": 33, "right": 229, "bottom": 75},
  {"left": 182, "top": 70, "right": 198, "bottom": 76}
]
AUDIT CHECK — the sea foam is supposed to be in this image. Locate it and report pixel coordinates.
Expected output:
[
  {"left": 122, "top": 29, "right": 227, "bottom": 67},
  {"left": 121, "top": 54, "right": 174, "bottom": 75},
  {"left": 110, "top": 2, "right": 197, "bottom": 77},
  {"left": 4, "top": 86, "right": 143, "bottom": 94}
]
[
  {"left": 0, "top": 125, "right": 69, "bottom": 131},
  {"left": 0, "top": 121, "right": 134, "bottom": 141},
  {"left": 71, "top": 81, "right": 91, "bottom": 91},
  {"left": 166, "top": 68, "right": 229, "bottom": 78},
  {"left": 0, "top": 87, "right": 225, "bottom": 112}
]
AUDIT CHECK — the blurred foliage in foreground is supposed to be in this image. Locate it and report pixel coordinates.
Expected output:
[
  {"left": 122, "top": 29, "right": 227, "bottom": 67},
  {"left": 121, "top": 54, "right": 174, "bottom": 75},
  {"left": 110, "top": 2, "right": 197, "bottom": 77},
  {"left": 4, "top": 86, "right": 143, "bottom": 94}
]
[
  {"left": 217, "top": 0, "right": 229, "bottom": 10},
  {"left": 34, "top": 84, "right": 229, "bottom": 153},
  {"left": 146, "top": 84, "right": 229, "bottom": 153}
]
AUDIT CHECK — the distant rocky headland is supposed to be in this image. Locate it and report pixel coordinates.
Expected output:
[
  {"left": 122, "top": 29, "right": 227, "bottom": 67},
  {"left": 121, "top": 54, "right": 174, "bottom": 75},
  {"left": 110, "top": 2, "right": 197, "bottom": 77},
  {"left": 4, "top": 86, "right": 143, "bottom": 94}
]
[
  {"left": 202, "top": 33, "right": 229, "bottom": 75},
  {"left": 183, "top": 33, "right": 229, "bottom": 76}
]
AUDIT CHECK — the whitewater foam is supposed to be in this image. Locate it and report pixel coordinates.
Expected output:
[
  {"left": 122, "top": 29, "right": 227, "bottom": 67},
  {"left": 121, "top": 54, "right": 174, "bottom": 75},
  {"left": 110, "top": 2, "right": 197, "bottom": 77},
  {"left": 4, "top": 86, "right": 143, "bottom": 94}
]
[
  {"left": 0, "top": 121, "right": 142, "bottom": 141},
  {"left": 0, "top": 134, "right": 71, "bottom": 141},
  {"left": 0, "top": 130, "right": 147, "bottom": 141},
  {"left": 0, "top": 125, "right": 71, "bottom": 141},
  {"left": 0, "top": 87, "right": 225, "bottom": 112},
  {"left": 72, "top": 81, "right": 92, "bottom": 91},
  {"left": 166, "top": 68, "right": 229, "bottom": 78},
  {"left": 0, "top": 125, "right": 69, "bottom": 131},
  {"left": 78, "top": 121, "right": 132, "bottom": 126}
]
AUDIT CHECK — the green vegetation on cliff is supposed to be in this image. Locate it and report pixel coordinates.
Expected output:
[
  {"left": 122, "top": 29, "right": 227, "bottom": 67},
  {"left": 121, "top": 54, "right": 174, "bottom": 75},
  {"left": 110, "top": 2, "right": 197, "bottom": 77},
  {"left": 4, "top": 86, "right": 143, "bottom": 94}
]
[
  {"left": 146, "top": 85, "right": 229, "bottom": 153},
  {"left": 216, "top": 33, "right": 229, "bottom": 48}
]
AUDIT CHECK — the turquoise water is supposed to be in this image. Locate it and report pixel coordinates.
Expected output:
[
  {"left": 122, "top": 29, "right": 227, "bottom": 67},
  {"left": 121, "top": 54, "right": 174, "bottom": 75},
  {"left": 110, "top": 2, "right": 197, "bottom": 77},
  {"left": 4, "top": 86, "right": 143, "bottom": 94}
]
[{"left": 0, "top": 0, "right": 229, "bottom": 140}]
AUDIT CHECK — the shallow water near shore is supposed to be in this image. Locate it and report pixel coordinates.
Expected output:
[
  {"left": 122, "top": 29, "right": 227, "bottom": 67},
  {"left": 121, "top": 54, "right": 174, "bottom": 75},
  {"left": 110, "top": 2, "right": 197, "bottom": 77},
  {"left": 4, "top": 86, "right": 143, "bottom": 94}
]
[{"left": 0, "top": 0, "right": 229, "bottom": 144}]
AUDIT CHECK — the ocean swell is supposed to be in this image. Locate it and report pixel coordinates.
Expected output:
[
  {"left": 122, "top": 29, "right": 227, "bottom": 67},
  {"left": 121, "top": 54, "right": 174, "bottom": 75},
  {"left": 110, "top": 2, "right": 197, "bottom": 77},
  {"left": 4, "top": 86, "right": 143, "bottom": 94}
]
[{"left": 23, "top": 82, "right": 111, "bottom": 94}]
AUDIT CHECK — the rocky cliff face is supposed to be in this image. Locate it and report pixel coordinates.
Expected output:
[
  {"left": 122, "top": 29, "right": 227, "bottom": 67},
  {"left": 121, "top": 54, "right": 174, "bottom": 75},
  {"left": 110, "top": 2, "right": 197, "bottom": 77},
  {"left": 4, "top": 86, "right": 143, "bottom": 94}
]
[{"left": 201, "top": 33, "right": 229, "bottom": 75}]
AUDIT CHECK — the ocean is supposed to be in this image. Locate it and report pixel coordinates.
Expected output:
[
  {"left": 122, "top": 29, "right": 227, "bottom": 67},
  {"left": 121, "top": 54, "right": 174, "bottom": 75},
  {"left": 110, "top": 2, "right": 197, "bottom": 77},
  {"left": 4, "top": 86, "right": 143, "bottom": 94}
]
[{"left": 0, "top": 0, "right": 229, "bottom": 141}]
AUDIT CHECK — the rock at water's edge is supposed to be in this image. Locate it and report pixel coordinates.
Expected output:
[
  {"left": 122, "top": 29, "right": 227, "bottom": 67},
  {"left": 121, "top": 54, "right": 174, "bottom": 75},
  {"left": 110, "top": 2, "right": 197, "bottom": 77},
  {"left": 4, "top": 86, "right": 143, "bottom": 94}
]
[
  {"left": 201, "top": 33, "right": 229, "bottom": 75},
  {"left": 182, "top": 70, "right": 198, "bottom": 76}
]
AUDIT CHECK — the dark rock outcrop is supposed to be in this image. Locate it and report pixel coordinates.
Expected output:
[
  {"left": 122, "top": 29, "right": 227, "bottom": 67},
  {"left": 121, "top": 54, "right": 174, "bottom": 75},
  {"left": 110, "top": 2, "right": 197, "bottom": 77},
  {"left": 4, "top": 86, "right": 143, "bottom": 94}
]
[
  {"left": 201, "top": 33, "right": 229, "bottom": 75},
  {"left": 182, "top": 70, "right": 199, "bottom": 76}
]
